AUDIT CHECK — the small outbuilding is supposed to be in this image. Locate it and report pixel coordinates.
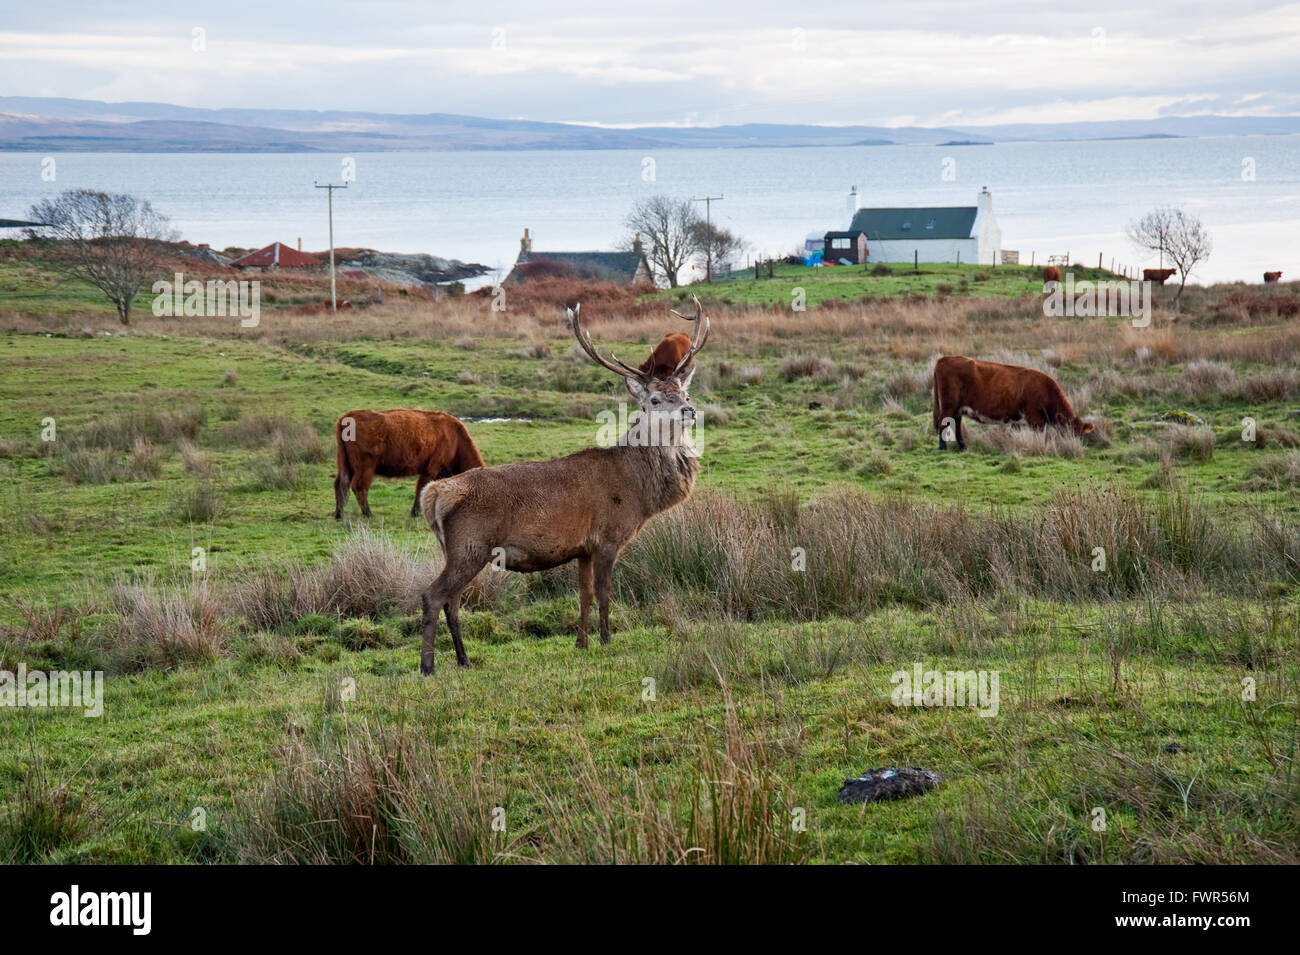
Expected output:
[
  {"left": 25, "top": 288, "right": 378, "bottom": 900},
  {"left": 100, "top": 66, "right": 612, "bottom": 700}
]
[{"left": 822, "top": 230, "right": 869, "bottom": 265}]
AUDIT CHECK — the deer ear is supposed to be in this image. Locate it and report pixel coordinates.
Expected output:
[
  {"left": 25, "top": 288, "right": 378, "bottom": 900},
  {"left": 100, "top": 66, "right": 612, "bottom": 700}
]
[
  {"left": 625, "top": 377, "right": 648, "bottom": 402},
  {"left": 676, "top": 363, "right": 697, "bottom": 391}
]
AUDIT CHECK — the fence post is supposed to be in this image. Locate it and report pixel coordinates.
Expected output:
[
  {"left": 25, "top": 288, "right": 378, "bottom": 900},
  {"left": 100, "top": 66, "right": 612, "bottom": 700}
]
[{"left": 914, "top": 250, "right": 918, "bottom": 271}]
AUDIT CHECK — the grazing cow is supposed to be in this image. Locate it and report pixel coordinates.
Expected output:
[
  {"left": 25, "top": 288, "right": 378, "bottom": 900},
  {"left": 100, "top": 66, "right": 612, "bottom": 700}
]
[
  {"left": 334, "top": 409, "right": 485, "bottom": 519},
  {"left": 1143, "top": 268, "right": 1177, "bottom": 285},
  {"left": 1264, "top": 271, "right": 1282, "bottom": 283},
  {"left": 1042, "top": 266, "right": 1061, "bottom": 284},
  {"left": 932, "top": 355, "right": 1093, "bottom": 451}
]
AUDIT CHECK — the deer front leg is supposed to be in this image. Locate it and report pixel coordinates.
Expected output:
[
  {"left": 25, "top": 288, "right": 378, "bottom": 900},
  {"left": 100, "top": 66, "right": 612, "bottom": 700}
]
[
  {"left": 576, "top": 555, "right": 594, "bottom": 649},
  {"left": 594, "top": 551, "right": 617, "bottom": 645}
]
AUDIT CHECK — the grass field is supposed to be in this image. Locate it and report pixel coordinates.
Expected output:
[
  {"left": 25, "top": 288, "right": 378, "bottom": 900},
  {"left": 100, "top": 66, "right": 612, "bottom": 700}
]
[
  {"left": 1, "top": 246, "right": 1298, "bottom": 863},
  {"left": 656, "top": 260, "right": 1127, "bottom": 307}
]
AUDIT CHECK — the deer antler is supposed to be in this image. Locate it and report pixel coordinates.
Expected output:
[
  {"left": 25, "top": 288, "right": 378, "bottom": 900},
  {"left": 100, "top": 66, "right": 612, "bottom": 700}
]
[
  {"left": 568, "top": 304, "right": 648, "bottom": 383},
  {"left": 667, "top": 295, "right": 710, "bottom": 378}
]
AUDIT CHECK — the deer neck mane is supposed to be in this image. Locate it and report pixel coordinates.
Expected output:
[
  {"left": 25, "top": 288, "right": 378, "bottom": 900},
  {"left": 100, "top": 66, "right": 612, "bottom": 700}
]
[{"left": 615, "top": 439, "right": 699, "bottom": 516}]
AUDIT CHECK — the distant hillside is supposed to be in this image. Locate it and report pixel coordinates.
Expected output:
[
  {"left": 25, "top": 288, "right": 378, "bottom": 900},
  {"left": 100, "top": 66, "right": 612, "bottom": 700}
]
[{"left": 1, "top": 97, "right": 1298, "bottom": 152}]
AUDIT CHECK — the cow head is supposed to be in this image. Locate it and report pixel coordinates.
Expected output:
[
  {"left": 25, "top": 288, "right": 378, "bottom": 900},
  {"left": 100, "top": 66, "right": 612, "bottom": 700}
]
[{"left": 1055, "top": 411, "right": 1095, "bottom": 437}]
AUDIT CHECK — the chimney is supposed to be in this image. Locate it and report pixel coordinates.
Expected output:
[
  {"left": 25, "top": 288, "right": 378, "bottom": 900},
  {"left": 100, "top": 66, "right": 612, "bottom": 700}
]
[
  {"left": 633, "top": 232, "right": 643, "bottom": 256},
  {"left": 978, "top": 186, "right": 992, "bottom": 212},
  {"left": 847, "top": 185, "right": 860, "bottom": 217},
  {"left": 297, "top": 237, "right": 302, "bottom": 252},
  {"left": 521, "top": 227, "right": 532, "bottom": 255}
]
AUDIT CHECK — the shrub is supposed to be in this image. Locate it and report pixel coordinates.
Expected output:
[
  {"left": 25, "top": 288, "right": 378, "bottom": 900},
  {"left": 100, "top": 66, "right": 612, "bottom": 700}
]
[
  {"left": 779, "top": 353, "right": 836, "bottom": 382},
  {"left": 176, "top": 483, "right": 222, "bottom": 523},
  {"left": 1165, "top": 424, "right": 1215, "bottom": 461}
]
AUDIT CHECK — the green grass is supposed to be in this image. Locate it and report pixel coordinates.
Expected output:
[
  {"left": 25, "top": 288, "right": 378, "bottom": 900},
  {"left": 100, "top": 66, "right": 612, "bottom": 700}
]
[
  {"left": 652, "top": 261, "right": 1122, "bottom": 307},
  {"left": 1, "top": 270, "right": 1299, "bottom": 863}
]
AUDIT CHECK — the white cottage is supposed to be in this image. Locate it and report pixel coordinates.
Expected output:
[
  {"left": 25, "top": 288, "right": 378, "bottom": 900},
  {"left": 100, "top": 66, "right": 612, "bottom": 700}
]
[{"left": 843, "top": 187, "right": 1002, "bottom": 266}]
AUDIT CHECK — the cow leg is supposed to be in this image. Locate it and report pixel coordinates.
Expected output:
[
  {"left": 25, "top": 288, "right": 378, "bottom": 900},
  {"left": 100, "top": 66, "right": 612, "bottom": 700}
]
[
  {"left": 351, "top": 470, "right": 373, "bottom": 518},
  {"left": 954, "top": 413, "right": 966, "bottom": 451},
  {"left": 334, "top": 469, "right": 350, "bottom": 519},
  {"left": 576, "top": 554, "right": 594, "bottom": 649},
  {"left": 419, "top": 554, "right": 485, "bottom": 674},
  {"left": 334, "top": 452, "right": 352, "bottom": 519},
  {"left": 412, "top": 473, "right": 431, "bottom": 518},
  {"left": 593, "top": 550, "right": 617, "bottom": 645}
]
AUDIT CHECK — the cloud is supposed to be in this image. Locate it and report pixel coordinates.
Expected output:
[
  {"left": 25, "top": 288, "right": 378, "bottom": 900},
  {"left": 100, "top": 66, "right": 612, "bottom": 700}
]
[{"left": 1, "top": 2, "right": 1298, "bottom": 125}]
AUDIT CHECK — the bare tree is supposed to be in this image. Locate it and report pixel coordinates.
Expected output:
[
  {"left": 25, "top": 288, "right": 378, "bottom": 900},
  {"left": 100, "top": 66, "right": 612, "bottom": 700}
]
[
  {"left": 1127, "top": 205, "right": 1212, "bottom": 310},
  {"left": 26, "top": 189, "right": 176, "bottom": 324},
  {"left": 624, "top": 196, "right": 700, "bottom": 288},
  {"left": 689, "top": 221, "right": 745, "bottom": 279}
]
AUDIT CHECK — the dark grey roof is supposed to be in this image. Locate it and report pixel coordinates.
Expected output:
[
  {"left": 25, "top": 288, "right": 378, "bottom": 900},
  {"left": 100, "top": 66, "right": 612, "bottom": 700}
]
[
  {"left": 0, "top": 218, "right": 46, "bottom": 228},
  {"left": 849, "top": 206, "right": 977, "bottom": 240},
  {"left": 516, "top": 250, "right": 645, "bottom": 282},
  {"left": 824, "top": 230, "right": 866, "bottom": 238}
]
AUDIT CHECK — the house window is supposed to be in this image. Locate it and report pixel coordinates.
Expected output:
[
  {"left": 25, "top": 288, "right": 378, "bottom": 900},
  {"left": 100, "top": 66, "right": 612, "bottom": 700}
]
[
  {"left": 926, "top": 219, "right": 936, "bottom": 230},
  {"left": 901, "top": 220, "right": 912, "bottom": 231},
  {"left": 831, "top": 237, "right": 850, "bottom": 250}
]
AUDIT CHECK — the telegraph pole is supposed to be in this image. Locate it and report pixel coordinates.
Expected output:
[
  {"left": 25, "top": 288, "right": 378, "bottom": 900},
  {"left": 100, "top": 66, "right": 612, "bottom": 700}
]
[
  {"left": 692, "top": 194, "right": 723, "bottom": 281},
  {"left": 314, "top": 181, "right": 347, "bottom": 311}
]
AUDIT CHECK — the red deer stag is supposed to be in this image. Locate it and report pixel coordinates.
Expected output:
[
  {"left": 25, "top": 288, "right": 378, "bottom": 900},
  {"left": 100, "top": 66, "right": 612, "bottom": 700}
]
[
  {"left": 415, "top": 297, "right": 709, "bottom": 674},
  {"left": 933, "top": 355, "right": 1093, "bottom": 451},
  {"left": 334, "top": 409, "right": 485, "bottom": 519}
]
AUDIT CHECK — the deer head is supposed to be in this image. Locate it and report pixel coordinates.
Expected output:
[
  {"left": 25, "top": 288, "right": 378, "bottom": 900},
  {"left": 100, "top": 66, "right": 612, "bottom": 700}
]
[{"left": 568, "top": 295, "right": 709, "bottom": 444}]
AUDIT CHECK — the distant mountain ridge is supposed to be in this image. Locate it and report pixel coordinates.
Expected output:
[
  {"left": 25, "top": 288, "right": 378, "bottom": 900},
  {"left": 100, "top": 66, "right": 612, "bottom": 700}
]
[{"left": 2, "top": 97, "right": 1298, "bottom": 152}]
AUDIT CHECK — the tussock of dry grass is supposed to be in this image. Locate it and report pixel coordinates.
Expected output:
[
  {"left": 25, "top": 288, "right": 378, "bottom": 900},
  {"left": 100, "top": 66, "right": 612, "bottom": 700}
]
[
  {"left": 107, "top": 579, "right": 225, "bottom": 669},
  {"left": 966, "top": 423, "right": 1086, "bottom": 459},
  {"left": 228, "top": 698, "right": 806, "bottom": 865}
]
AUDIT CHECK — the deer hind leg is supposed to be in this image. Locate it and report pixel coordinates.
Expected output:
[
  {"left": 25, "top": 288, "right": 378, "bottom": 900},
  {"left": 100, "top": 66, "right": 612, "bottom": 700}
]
[
  {"left": 444, "top": 591, "right": 469, "bottom": 667},
  {"left": 576, "top": 555, "right": 594, "bottom": 650},
  {"left": 419, "top": 551, "right": 486, "bottom": 674},
  {"left": 593, "top": 550, "right": 617, "bottom": 645}
]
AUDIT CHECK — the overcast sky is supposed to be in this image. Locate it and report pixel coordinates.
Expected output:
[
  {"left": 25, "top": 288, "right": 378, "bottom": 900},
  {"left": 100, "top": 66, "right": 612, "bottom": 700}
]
[{"left": 3, "top": 0, "right": 1300, "bottom": 126}]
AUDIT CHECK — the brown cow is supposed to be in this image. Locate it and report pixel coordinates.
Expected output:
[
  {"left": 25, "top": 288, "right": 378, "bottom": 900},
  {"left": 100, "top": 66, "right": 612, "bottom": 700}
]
[
  {"left": 932, "top": 355, "right": 1093, "bottom": 451},
  {"left": 1042, "top": 266, "right": 1061, "bottom": 284},
  {"left": 1264, "top": 271, "right": 1283, "bottom": 283},
  {"left": 639, "top": 332, "right": 692, "bottom": 378},
  {"left": 1143, "top": 268, "right": 1177, "bottom": 284},
  {"left": 334, "top": 409, "right": 485, "bottom": 519}
]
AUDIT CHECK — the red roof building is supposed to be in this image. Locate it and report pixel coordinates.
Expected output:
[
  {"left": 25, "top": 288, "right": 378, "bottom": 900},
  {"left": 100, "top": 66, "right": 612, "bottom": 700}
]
[{"left": 230, "top": 242, "right": 322, "bottom": 269}]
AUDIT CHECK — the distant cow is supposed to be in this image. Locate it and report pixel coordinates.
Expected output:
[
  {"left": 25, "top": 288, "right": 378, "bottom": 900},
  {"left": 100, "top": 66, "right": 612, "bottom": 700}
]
[
  {"left": 637, "top": 303, "right": 707, "bottom": 378},
  {"left": 1042, "top": 266, "right": 1061, "bottom": 284},
  {"left": 639, "top": 333, "right": 692, "bottom": 378},
  {"left": 932, "top": 355, "right": 1093, "bottom": 451},
  {"left": 1143, "top": 268, "right": 1177, "bottom": 285},
  {"left": 335, "top": 409, "right": 485, "bottom": 518},
  {"left": 1264, "top": 271, "right": 1283, "bottom": 283}
]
